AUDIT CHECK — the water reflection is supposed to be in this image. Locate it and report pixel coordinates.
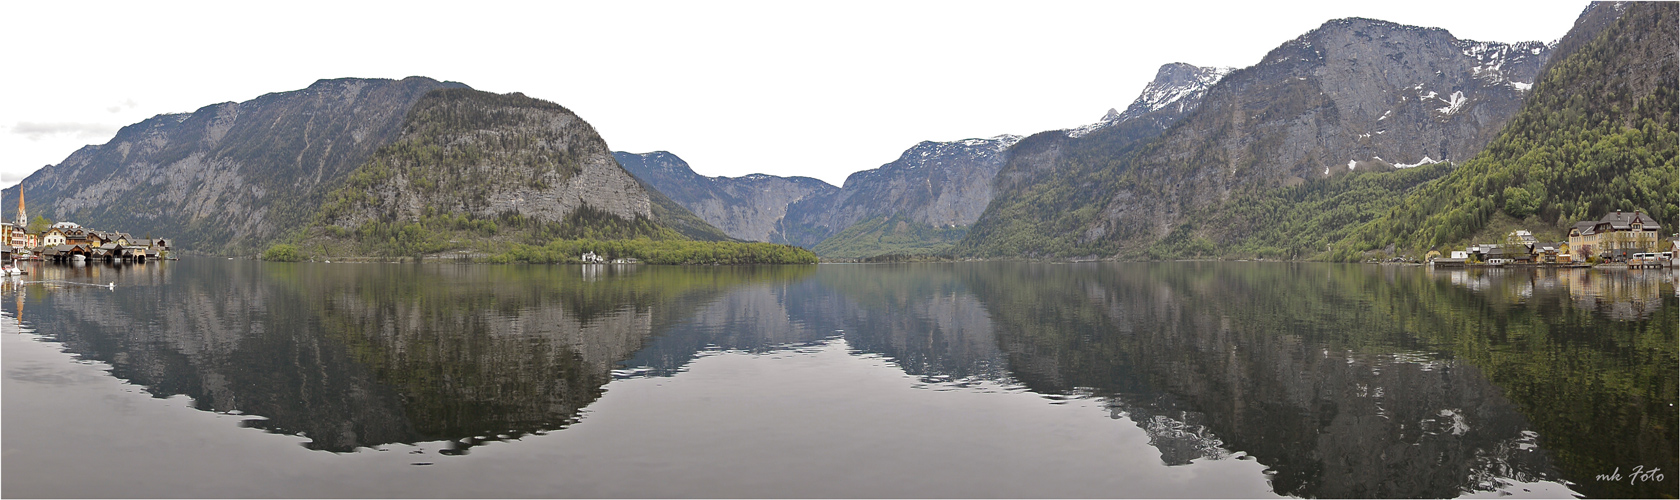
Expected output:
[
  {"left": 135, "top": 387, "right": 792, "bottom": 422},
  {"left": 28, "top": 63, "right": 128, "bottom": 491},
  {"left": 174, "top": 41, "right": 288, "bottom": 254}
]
[
  {"left": 1429, "top": 266, "right": 1675, "bottom": 320},
  {"left": 12, "top": 261, "right": 813, "bottom": 454},
  {"left": 5, "top": 260, "right": 1673, "bottom": 498}
]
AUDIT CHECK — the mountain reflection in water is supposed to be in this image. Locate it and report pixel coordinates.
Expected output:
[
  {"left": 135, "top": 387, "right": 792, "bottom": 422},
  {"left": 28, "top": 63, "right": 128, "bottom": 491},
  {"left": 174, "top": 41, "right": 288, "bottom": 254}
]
[{"left": 5, "top": 260, "right": 1674, "bottom": 498}]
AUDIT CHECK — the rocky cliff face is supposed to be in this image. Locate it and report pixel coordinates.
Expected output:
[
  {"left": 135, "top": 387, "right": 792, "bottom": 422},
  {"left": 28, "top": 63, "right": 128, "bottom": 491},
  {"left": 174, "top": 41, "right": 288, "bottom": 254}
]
[
  {"left": 3, "top": 77, "right": 468, "bottom": 254},
  {"left": 1117, "top": 18, "right": 1550, "bottom": 210},
  {"left": 775, "top": 134, "right": 1022, "bottom": 249},
  {"left": 965, "top": 63, "right": 1235, "bottom": 257},
  {"left": 615, "top": 151, "right": 835, "bottom": 242},
  {"left": 966, "top": 18, "right": 1553, "bottom": 257},
  {"left": 318, "top": 89, "right": 653, "bottom": 231}
]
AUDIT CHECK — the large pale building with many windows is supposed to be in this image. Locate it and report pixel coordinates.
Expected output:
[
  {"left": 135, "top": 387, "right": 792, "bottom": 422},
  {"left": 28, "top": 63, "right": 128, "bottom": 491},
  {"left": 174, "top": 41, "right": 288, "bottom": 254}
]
[{"left": 1568, "top": 211, "right": 1662, "bottom": 259}]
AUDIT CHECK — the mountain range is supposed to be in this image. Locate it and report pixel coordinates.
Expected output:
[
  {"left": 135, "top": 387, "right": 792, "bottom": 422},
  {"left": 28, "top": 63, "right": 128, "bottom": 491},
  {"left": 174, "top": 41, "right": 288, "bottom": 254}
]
[
  {"left": 5, "top": 1, "right": 1671, "bottom": 262},
  {"left": 3, "top": 79, "right": 730, "bottom": 256},
  {"left": 617, "top": 59, "right": 1234, "bottom": 258}
]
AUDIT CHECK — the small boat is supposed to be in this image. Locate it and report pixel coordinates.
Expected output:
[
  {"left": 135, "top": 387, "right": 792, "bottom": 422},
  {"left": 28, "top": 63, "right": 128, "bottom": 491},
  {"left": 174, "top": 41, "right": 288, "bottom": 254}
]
[{"left": 1, "top": 264, "right": 25, "bottom": 277}]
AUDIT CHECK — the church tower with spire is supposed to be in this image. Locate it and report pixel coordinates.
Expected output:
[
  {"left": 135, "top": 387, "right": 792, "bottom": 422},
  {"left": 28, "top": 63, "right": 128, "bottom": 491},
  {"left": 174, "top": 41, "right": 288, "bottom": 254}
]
[{"left": 15, "top": 188, "right": 25, "bottom": 228}]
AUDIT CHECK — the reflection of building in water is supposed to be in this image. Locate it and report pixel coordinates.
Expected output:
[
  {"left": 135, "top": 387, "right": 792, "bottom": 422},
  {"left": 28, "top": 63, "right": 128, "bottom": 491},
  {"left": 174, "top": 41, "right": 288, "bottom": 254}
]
[
  {"left": 1562, "top": 269, "right": 1671, "bottom": 321},
  {"left": 1429, "top": 266, "right": 1674, "bottom": 321},
  {"left": 3, "top": 274, "right": 26, "bottom": 324}
]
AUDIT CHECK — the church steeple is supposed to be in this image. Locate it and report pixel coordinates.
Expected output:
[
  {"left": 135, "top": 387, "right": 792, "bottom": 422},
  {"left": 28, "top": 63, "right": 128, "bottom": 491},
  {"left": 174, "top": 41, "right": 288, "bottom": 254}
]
[{"left": 15, "top": 188, "right": 24, "bottom": 228}]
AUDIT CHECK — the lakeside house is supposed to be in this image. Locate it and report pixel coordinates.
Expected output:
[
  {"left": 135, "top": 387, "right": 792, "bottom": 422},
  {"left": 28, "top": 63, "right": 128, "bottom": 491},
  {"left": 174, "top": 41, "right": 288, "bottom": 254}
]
[
  {"left": 41, "top": 227, "right": 66, "bottom": 247},
  {"left": 1569, "top": 210, "right": 1662, "bottom": 261}
]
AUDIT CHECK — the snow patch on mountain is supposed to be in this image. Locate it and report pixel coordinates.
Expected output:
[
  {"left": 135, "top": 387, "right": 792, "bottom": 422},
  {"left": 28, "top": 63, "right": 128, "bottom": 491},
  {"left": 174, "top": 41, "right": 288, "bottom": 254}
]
[
  {"left": 1065, "top": 109, "right": 1121, "bottom": 138},
  {"left": 1437, "top": 91, "right": 1468, "bottom": 115},
  {"left": 1066, "top": 63, "right": 1231, "bottom": 138},
  {"left": 1394, "top": 156, "right": 1442, "bottom": 168},
  {"left": 1454, "top": 39, "right": 1550, "bottom": 86}
]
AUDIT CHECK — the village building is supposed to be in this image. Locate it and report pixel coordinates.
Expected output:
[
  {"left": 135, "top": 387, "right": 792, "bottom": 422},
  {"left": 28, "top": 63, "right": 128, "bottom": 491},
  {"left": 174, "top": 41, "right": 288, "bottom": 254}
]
[
  {"left": 43, "top": 243, "right": 93, "bottom": 262},
  {"left": 1569, "top": 211, "right": 1662, "bottom": 260},
  {"left": 64, "top": 227, "right": 89, "bottom": 246},
  {"left": 41, "top": 228, "right": 67, "bottom": 247},
  {"left": 1536, "top": 242, "right": 1565, "bottom": 264},
  {"left": 1509, "top": 230, "right": 1536, "bottom": 246}
]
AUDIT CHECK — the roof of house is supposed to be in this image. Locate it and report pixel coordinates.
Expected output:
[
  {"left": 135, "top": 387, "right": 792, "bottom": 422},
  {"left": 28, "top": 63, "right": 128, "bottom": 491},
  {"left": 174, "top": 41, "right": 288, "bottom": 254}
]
[
  {"left": 1594, "top": 211, "right": 1661, "bottom": 233},
  {"left": 44, "top": 244, "right": 90, "bottom": 254}
]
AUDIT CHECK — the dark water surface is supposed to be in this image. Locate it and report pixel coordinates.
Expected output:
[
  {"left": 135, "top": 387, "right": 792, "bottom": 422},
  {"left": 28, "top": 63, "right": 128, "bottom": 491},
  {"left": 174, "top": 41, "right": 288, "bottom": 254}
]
[{"left": 2, "top": 260, "right": 1674, "bottom": 498}]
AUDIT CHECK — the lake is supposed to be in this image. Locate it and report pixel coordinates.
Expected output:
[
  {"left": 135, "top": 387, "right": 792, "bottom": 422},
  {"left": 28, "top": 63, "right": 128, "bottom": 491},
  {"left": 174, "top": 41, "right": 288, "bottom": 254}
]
[{"left": 3, "top": 260, "right": 1674, "bottom": 498}]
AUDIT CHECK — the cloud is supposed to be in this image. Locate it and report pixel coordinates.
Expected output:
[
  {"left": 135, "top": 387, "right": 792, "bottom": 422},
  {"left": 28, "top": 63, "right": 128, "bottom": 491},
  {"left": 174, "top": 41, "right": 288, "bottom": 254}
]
[
  {"left": 106, "top": 99, "right": 138, "bottom": 113},
  {"left": 10, "top": 122, "right": 118, "bottom": 141}
]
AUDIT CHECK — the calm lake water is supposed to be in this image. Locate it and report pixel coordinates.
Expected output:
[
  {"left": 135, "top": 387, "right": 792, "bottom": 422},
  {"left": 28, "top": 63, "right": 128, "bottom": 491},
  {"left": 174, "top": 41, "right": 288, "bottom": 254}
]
[{"left": 3, "top": 260, "right": 1675, "bottom": 498}]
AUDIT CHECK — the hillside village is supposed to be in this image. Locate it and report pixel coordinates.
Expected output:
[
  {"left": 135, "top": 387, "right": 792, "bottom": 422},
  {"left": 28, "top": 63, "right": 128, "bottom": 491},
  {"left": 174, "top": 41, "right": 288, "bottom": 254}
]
[{"left": 0, "top": 190, "right": 171, "bottom": 264}]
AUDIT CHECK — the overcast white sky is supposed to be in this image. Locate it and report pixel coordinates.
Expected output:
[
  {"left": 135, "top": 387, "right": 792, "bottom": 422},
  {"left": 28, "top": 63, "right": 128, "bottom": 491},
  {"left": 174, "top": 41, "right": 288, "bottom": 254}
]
[{"left": 1, "top": 0, "right": 1587, "bottom": 190}]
